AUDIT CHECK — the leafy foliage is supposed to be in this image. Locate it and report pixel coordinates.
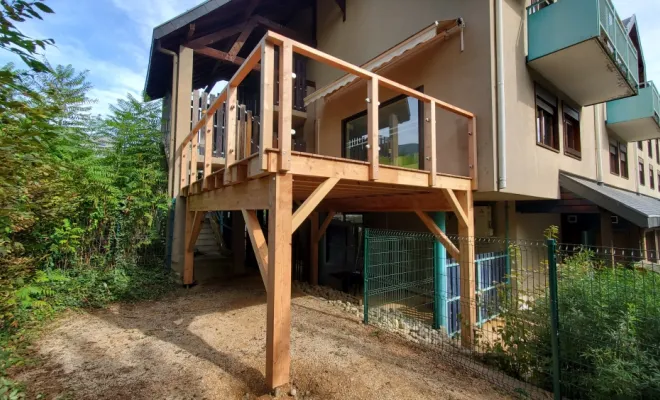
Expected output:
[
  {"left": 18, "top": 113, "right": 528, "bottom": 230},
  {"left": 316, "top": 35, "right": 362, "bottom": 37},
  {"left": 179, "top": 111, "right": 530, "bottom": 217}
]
[{"left": 484, "top": 249, "right": 660, "bottom": 399}]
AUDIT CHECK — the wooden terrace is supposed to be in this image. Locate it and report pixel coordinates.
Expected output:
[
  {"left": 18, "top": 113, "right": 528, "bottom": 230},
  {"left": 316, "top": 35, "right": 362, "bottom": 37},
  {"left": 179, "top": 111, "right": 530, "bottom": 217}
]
[{"left": 177, "top": 30, "right": 478, "bottom": 389}]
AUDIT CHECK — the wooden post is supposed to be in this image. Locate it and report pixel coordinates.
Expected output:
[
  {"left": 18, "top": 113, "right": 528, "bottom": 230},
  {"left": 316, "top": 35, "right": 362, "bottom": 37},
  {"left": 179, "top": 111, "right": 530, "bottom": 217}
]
[
  {"left": 190, "top": 90, "right": 200, "bottom": 184},
  {"left": 468, "top": 117, "right": 478, "bottom": 190},
  {"left": 225, "top": 86, "right": 238, "bottom": 184},
  {"left": 367, "top": 77, "right": 379, "bottom": 180},
  {"left": 310, "top": 211, "right": 319, "bottom": 285},
  {"left": 278, "top": 40, "right": 293, "bottom": 171},
  {"left": 203, "top": 114, "right": 214, "bottom": 189},
  {"left": 260, "top": 41, "right": 275, "bottom": 171},
  {"left": 246, "top": 110, "right": 253, "bottom": 157},
  {"left": 389, "top": 114, "right": 399, "bottom": 164},
  {"left": 266, "top": 172, "right": 293, "bottom": 389},
  {"left": 456, "top": 189, "right": 476, "bottom": 348},
  {"left": 424, "top": 100, "right": 437, "bottom": 186},
  {"left": 180, "top": 141, "right": 189, "bottom": 191},
  {"left": 183, "top": 210, "right": 204, "bottom": 285}
]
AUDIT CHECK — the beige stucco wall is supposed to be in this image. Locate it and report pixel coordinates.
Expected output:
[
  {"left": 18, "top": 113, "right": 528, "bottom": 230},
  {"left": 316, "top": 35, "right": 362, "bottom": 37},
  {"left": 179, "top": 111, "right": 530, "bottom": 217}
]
[{"left": 308, "top": 0, "right": 496, "bottom": 190}]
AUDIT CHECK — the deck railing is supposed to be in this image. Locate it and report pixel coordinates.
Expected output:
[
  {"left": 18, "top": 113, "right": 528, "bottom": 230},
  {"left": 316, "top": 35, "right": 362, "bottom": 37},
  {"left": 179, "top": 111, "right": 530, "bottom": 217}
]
[{"left": 177, "top": 31, "right": 477, "bottom": 193}]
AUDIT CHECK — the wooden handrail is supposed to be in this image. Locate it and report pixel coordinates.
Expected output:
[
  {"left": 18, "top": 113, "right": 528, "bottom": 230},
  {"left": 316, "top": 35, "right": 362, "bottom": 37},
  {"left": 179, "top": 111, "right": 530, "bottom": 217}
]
[{"left": 178, "top": 30, "right": 477, "bottom": 193}]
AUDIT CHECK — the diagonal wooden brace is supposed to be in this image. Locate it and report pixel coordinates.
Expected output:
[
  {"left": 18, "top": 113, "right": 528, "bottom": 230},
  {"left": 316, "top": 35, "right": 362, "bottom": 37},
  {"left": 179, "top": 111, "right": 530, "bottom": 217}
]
[
  {"left": 415, "top": 210, "right": 460, "bottom": 260},
  {"left": 291, "top": 177, "right": 339, "bottom": 233},
  {"left": 442, "top": 188, "right": 469, "bottom": 228},
  {"left": 242, "top": 209, "right": 269, "bottom": 290}
]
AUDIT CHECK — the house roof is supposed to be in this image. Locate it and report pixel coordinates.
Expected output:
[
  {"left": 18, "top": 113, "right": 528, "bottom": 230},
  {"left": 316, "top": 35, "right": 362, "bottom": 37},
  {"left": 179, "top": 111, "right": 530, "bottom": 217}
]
[{"left": 559, "top": 173, "right": 660, "bottom": 228}]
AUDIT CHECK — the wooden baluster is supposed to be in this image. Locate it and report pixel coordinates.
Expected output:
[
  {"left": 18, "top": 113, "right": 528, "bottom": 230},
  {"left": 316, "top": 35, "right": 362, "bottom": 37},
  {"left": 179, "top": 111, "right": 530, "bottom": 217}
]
[
  {"left": 367, "top": 77, "right": 379, "bottom": 180},
  {"left": 260, "top": 41, "right": 274, "bottom": 171},
  {"left": 203, "top": 110, "right": 214, "bottom": 190},
  {"left": 278, "top": 40, "right": 292, "bottom": 171},
  {"left": 424, "top": 100, "right": 437, "bottom": 187},
  {"left": 224, "top": 86, "right": 238, "bottom": 185},
  {"left": 217, "top": 102, "right": 225, "bottom": 158},
  {"left": 239, "top": 105, "right": 247, "bottom": 160},
  {"left": 246, "top": 110, "right": 253, "bottom": 156}
]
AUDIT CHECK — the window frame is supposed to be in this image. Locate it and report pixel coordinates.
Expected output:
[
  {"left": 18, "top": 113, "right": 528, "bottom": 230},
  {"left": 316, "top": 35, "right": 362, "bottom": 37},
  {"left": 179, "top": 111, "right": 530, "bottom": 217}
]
[
  {"left": 341, "top": 87, "right": 425, "bottom": 169},
  {"left": 649, "top": 140, "right": 653, "bottom": 158},
  {"left": 638, "top": 141, "right": 644, "bottom": 151},
  {"left": 620, "top": 143, "right": 629, "bottom": 179},
  {"left": 639, "top": 158, "right": 646, "bottom": 186},
  {"left": 651, "top": 165, "right": 656, "bottom": 190},
  {"left": 563, "top": 103, "right": 581, "bottom": 159},
  {"left": 610, "top": 141, "right": 620, "bottom": 175},
  {"left": 535, "top": 85, "right": 559, "bottom": 152}
]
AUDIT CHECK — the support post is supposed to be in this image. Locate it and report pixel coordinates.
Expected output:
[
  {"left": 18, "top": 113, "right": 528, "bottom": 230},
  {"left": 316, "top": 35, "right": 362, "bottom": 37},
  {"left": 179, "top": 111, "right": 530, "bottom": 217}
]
[
  {"left": 424, "top": 101, "right": 437, "bottom": 186},
  {"left": 433, "top": 212, "right": 447, "bottom": 330},
  {"left": 367, "top": 77, "right": 379, "bottom": 180},
  {"left": 468, "top": 117, "right": 478, "bottom": 190},
  {"left": 310, "top": 211, "right": 319, "bottom": 285},
  {"left": 224, "top": 85, "right": 238, "bottom": 184},
  {"left": 547, "top": 239, "right": 561, "bottom": 400},
  {"left": 232, "top": 210, "right": 246, "bottom": 275},
  {"left": 278, "top": 40, "right": 293, "bottom": 171},
  {"left": 266, "top": 172, "right": 293, "bottom": 389},
  {"left": 456, "top": 189, "right": 476, "bottom": 348},
  {"left": 183, "top": 210, "right": 204, "bottom": 285},
  {"left": 260, "top": 41, "right": 274, "bottom": 170}
]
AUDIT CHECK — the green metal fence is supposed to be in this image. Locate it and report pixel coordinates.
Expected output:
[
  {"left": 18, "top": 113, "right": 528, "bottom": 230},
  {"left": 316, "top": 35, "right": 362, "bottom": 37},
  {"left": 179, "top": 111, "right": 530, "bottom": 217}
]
[{"left": 363, "top": 228, "right": 660, "bottom": 399}]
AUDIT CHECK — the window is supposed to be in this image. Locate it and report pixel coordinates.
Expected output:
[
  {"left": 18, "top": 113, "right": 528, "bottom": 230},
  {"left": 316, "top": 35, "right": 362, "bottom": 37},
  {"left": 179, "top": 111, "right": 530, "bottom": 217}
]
[
  {"left": 657, "top": 171, "right": 660, "bottom": 191},
  {"left": 536, "top": 85, "right": 558, "bottom": 151},
  {"left": 649, "top": 140, "right": 653, "bottom": 158},
  {"left": 651, "top": 166, "right": 655, "bottom": 190},
  {"left": 638, "top": 141, "right": 644, "bottom": 151},
  {"left": 563, "top": 104, "right": 581, "bottom": 158},
  {"left": 610, "top": 142, "right": 620, "bottom": 175},
  {"left": 656, "top": 140, "right": 659, "bottom": 164},
  {"left": 639, "top": 158, "right": 646, "bottom": 186},
  {"left": 343, "top": 92, "right": 423, "bottom": 169},
  {"left": 620, "top": 143, "right": 629, "bottom": 178}
]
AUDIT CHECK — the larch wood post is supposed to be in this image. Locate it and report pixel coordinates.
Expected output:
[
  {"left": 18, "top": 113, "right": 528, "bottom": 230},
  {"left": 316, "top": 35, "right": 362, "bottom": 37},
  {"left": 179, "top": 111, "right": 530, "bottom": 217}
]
[
  {"left": 278, "top": 40, "right": 293, "bottom": 171},
  {"left": 456, "top": 189, "right": 476, "bottom": 348},
  {"left": 310, "top": 211, "right": 319, "bottom": 285},
  {"left": 367, "top": 77, "right": 379, "bottom": 180},
  {"left": 266, "top": 172, "right": 293, "bottom": 389},
  {"left": 424, "top": 101, "right": 437, "bottom": 186},
  {"left": 203, "top": 114, "right": 214, "bottom": 189},
  {"left": 389, "top": 114, "right": 399, "bottom": 163},
  {"left": 174, "top": 46, "right": 193, "bottom": 196},
  {"left": 224, "top": 85, "right": 238, "bottom": 184},
  {"left": 183, "top": 210, "right": 195, "bottom": 285},
  {"left": 468, "top": 117, "right": 477, "bottom": 190},
  {"left": 190, "top": 90, "right": 200, "bottom": 186},
  {"left": 260, "top": 41, "right": 275, "bottom": 171}
]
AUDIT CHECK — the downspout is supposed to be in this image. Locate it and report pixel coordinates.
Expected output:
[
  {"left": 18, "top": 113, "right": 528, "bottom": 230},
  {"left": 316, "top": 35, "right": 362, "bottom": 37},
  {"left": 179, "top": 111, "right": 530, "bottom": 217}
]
[
  {"left": 496, "top": 0, "right": 507, "bottom": 189},
  {"left": 157, "top": 42, "right": 179, "bottom": 198},
  {"left": 594, "top": 104, "right": 604, "bottom": 184}
]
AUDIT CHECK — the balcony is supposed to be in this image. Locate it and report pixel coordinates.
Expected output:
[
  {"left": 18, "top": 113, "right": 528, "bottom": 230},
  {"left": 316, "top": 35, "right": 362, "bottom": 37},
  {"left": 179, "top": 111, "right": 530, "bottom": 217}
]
[
  {"left": 607, "top": 81, "right": 660, "bottom": 141},
  {"left": 527, "top": 0, "right": 639, "bottom": 106}
]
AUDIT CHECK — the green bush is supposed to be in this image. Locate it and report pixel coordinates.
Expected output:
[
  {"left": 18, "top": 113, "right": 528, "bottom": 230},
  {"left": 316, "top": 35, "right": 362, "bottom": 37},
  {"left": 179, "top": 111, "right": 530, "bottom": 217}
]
[{"left": 484, "top": 249, "right": 660, "bottom": 399}]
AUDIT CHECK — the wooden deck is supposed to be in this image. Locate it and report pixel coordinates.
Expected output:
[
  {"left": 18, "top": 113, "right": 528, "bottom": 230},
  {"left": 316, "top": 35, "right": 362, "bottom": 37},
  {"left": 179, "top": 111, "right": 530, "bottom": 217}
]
[{"left": 176, "top": 30, "right": 477, "bottom": 390}]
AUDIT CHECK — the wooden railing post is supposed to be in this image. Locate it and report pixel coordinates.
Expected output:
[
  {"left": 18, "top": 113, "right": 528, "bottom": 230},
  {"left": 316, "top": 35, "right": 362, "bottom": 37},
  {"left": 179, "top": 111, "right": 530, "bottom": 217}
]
[
  {"left": 203, "top": 113, "right": 214, "bottom": 190},
  {"left": 278, "top": 39, "right": 293, "bottom": 171},
  {"left": 260, "top": 41, "right": 274, "bottom": 171},
  {"left": 468, "top": 117, "right": 478, "bottom": 190},
  {"left": 367, "top": 77, "right": 379, "bottom": 180},
  {"left": 179, "top": 141, "right": 189, "bottom": 192},
  {"left": 424, "top": 100, "right": 437, "bottom": 186},
  {"left": 224, "top": 85, "right": 238, "bottom": 185}
]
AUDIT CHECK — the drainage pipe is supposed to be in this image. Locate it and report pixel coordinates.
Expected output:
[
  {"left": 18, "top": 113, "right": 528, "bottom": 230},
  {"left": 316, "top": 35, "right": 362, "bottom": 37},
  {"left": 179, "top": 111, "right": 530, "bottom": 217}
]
[{"left": 496, "top": 0, "right": 507, "bottom": 190}]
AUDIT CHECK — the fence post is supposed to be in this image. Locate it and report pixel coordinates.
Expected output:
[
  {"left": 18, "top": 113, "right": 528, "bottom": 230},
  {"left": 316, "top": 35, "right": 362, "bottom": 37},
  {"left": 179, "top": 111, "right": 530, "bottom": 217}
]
[
  {"left": 547, "top": 239, "right": 561, "bottom": 400},
  {"left": 433, "top": 212, "right": 447, "bottom": 330},
  {"left": 363, "top": 228, "right": 370, "bottom": 324}
]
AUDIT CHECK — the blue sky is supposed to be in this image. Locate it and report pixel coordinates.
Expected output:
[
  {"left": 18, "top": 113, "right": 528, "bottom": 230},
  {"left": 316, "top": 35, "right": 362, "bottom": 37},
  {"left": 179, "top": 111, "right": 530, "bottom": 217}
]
[{"left": 1, "top": 0, "right": 659, "bottom": 115}]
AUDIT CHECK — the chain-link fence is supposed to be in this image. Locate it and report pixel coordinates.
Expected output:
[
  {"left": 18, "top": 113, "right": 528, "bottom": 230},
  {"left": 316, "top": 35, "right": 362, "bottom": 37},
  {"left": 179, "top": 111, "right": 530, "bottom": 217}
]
[{"left": 363, "top": 228, "right": 660, "bottom": 399}]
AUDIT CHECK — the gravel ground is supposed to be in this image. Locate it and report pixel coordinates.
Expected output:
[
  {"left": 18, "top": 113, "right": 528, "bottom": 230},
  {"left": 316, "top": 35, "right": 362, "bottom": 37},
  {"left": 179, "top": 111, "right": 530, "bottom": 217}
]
[{"left": 14, "top": 276, "right": 513, "bottom": 400}]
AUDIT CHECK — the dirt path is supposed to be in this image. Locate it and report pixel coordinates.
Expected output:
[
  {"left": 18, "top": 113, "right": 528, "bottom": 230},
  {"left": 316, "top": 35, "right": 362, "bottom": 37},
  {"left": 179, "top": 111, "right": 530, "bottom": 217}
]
[{"left": 14, "top": 276, "right": 511, "bottom": 399}]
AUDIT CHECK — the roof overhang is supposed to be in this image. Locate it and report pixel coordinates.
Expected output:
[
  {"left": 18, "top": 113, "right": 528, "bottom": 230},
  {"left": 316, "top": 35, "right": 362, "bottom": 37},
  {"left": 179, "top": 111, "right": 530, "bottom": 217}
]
[
  {"left": 559, "top": 173, "right": 660, "bottom": 228},
  {"left": 304, "top": 18, "right": 464, "bottom": 106}
]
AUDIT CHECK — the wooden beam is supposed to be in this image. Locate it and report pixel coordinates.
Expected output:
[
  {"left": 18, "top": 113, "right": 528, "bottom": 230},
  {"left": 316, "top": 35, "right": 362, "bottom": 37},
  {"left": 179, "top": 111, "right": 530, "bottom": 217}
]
[
  {"left": 260, "top": 41, "right": 275, "bottom": 170},
  {"left": 224, "top": 86, "right": 238, "bottom": 184},
  {"left": 278, "top": 39, "right": 293, "bottom": 171},
  {"left": 254, "top": 16, "right": 311, "bottom": 46},
  {"left": 442, "top": 188, "right": 468, "bottom": 227},
  {"left": 266, "top": 172, "right": 293, "bottom": 389},
  {"left": 193, "top": 47, "right": 251, "bottom": 67},
  {"left": 322, "top": 192, "right": 450, "bottom": 212},
  {"left": 292, "top": 177, "right": 339, "bottom": 233},
  {"left": 242, "top": 209, "right": 269, "bottom": 288},
  {"left": 415, "top": 210, "right": 460, "bottom": 260},
  {"left": 468, "top": 117, "right": 478, "bottom": 190},
  {"left": 317, "top": 211, "right": 336, "bottom": 241},
  {"left": 424, "top": 101, "right": 437, "bottom": 186},
  {"left": 187, "top": 24, "right": 244, "bottom": 48},
  {"left": 367, "top": 77, "right": 379, "bottom": 180},
  {"left": 228, "top": 20, "right": 256, "bottom": 60},
  {"left": 456, "top": 189, "right": 476, "bottom": 348},
  {"left": 310, "top": 211, "right": 319, "bottom": 285},
  {"left": 187, "top": 211, "right": 206, "bottom": 251},
  {"left": 188, "top": 176, "right": 271, "bottom": 211}
]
